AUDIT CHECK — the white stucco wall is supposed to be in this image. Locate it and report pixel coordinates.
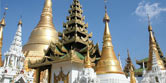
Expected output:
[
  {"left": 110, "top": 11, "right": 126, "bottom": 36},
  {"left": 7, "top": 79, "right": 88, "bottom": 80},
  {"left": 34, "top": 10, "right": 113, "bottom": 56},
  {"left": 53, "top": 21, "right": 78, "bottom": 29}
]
[{"left": 51, "top": 61, "right": 84, "bottom": 83}]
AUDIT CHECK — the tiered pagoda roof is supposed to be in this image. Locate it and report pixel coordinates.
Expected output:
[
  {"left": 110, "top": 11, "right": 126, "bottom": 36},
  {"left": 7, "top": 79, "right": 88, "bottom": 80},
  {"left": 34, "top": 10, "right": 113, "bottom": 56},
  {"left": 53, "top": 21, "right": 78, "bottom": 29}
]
[{"left": 61, "top": 0, "right": 96, "bottom": 52}]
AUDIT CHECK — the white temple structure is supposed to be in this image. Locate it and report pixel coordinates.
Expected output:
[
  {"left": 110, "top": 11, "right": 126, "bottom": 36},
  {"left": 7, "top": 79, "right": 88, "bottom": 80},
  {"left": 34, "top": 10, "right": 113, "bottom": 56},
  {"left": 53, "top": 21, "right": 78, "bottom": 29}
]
[
  {"left": 0, "top": 0, "right": 166, "bottom": 83},
  {"left": 75, "top": 46, "right": 98, "bottom": 83},
  {"left": 141, "top": 22, "right": 166, "bottom": 83},
  {"left": 0, "top": 19, "right": 34, "bottom": 83}
]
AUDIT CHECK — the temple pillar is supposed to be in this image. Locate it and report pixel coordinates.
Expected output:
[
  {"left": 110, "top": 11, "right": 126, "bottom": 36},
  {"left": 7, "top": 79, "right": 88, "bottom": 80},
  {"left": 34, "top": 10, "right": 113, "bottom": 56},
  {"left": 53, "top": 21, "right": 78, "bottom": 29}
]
[
  {"left": 7, "top": 56, "right": 10, "bottom": 67},
  {"left": 3, "top": 56, "right": 6, "bottom": 67},
  {"left": 36, "top": 68, "right": 41, "bottom": 83},
  {"left": 48, "top": 66, "right": 52, "bottom": 83},
  {"left": 14, "top": 57, "right": 18, "bottom": 69}
]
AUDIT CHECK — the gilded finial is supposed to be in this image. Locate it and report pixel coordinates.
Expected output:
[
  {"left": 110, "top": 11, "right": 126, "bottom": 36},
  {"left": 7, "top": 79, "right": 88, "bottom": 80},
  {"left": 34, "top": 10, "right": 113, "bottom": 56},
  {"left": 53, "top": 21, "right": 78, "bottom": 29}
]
[
  {"left": 103, "top": 9, "right": 110, "bottom": 22},
  {"left": 103, "top": 0, "right": 110, "bottom": 22},
  {"left": 0, "top": 7, "right": 8, "bottom": 26},
  {"left": 0, "top": 18, "right": 5, "bottom": 27},
  {"left": 127, "top": 49, "right": 129, "bottom": 57},
  {"left": 147, "top": 14, "right": 155, "bottom": 44},
  {"left": 104, "top": 0, "right": 107, "bottom": 12},
  {"left": 102, "top": 1, "right": 111, "bottom": 40},
  {"left": 84, "top": 45, "right": 92, "bottom": 68},
  {"left": 105, "top": 5, "right": 107, "bottom": 13},
  {"left": 18, "top": 16, "right": 22, "bottom": 26},
  {"left": 147, "top": 14, "right": 152, "bottom": 32},
  {"left": 147, "top": 14, "right": 150, "bottom": 25},
  {"left": 118, "top": 52, "right": 120, "bottom": 57}
]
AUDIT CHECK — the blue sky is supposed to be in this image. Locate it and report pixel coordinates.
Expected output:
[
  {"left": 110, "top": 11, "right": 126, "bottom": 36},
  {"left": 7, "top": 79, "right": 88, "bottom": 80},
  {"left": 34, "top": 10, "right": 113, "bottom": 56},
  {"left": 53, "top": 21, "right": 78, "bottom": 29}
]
[{"left": 0, "top": 0, "right": 166, "bottom": 68}]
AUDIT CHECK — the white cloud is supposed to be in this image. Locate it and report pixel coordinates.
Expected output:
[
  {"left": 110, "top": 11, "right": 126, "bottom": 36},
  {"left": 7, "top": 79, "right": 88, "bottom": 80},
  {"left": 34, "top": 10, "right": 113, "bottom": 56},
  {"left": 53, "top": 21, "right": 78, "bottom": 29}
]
[{"left": 135, "top": 1, "right": 166, "bottom": 19}]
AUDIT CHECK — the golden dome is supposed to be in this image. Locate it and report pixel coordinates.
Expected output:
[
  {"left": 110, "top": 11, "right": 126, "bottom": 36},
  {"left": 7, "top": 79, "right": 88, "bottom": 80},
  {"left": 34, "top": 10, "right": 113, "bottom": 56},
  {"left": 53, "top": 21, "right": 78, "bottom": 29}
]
[
  {"left": 96, "top": 8, "right": 124, "bottom": 74},
  {"left": 23, "top": 0, "right": 58, "bottom": 63}
]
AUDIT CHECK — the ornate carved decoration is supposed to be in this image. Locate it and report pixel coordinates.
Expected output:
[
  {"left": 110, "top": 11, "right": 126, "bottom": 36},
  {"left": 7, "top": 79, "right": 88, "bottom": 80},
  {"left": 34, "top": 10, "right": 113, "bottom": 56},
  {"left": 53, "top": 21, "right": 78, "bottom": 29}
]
[{"left": 54, "top": 67, "right": 69, "bottom": 83}]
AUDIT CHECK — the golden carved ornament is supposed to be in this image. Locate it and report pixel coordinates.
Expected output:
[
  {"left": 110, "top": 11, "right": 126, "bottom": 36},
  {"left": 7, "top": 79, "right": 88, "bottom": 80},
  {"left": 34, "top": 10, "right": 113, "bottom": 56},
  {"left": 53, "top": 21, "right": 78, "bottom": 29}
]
[
  {"left": 54, "top": 67, "right": 69, "bottom": 83},
  {"left": 84, "top": 45, "right": 92, "bottom": 68}
]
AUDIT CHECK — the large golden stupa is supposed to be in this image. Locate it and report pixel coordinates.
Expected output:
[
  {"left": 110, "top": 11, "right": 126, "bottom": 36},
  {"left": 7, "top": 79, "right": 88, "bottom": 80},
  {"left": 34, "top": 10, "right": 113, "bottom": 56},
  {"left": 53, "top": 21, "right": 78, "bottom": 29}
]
[
  {"left": 96, "top": 7, "right": 124, "bottom": 74},
  {"left": 23, "top": 0, "right": 58, "bottom": 64}
]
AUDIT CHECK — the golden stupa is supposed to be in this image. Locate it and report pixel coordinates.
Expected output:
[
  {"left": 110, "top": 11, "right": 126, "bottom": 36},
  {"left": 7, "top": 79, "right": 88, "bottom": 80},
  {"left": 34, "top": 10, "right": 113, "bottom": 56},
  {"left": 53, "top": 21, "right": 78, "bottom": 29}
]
[
  {"left": 147, "top": 23, "right": 165, "bottom": 71},
  {"left": 23, "top": 0, "right": 58, "bottom": 64},
  {"left": 96, "top": 7, "right": 124, "bottom": 74}
]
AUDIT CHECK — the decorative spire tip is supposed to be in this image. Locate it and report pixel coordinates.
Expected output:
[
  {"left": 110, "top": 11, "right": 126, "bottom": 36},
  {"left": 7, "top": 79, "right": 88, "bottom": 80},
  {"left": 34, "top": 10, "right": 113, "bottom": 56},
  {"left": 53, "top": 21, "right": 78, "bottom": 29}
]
[
  {"left": 18, "top": 16, "right": 23, "bottom": 26},
  {"left": 127, "top": 49, "right": 130, "bottom": 57},
  {"left": 147, "top": 14, "right": 152, "bottom": 32},
  {"left": 3, "top": 6, "right": 8, "bottom": 18},
  {"left": 105, "top": 5, "right": 107, "bottom": 13},
  {"left": 118, "top": 52, "right": 120, "bottom": 56},
  {"left": 0, "top": 7, "right": 8, "bottom": 26},
  {"left": 103, "top": 0, "right": 110, "bottom": 22}
]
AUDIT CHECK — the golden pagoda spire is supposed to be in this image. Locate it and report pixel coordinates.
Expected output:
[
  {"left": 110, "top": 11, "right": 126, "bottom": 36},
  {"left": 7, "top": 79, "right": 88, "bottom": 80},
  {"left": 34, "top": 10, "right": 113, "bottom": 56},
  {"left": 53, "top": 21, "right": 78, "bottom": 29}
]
[
  {"left": 147, "top": 15, "right": 165, "bottom": 71},
  {"left": 96, "top": 5, "right": 124, "bottom": 74},
  {"left": 36, "top": 0, "right": 54, "bottom": 28},
  {"left": 127, "top": 49, "right": 135, "bottom": 69},
  {"left": 127, "top": 50, "right": 136, "bottom": 83},
  {"left": 0, "top": 7, "right": 8, "bottom": 67},
  {"left": 23, "top": 0, "right": 58, "bottom": 64},
  {"left": 84, "top": 45, "right": 92, "bottom": 68},
  {"left": 129, "top": 63, "right": 136, "bottom": 83},
  {"left": 124, "top": 49, "right": 136, "bottom": 77}
]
